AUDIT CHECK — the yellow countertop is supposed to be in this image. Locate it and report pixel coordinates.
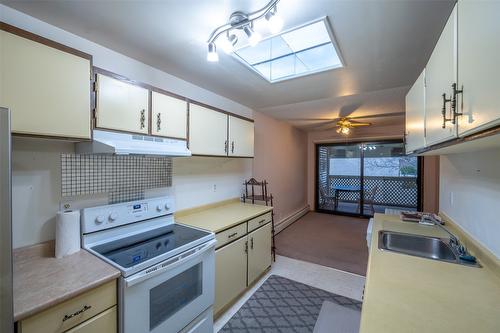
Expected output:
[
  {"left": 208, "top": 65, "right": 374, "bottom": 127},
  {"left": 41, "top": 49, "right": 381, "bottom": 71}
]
[
  {"left": 176, "top": 201, "right": 273, "bottom": 233},
  {"left": 360, "top": 213, "right": 500, "bottom": 333}
]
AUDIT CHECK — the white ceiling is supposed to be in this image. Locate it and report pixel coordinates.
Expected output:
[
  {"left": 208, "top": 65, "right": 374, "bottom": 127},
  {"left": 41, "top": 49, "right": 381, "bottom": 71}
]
[{"left": 3, "top": 0, "right": 454, "bottom": 129}]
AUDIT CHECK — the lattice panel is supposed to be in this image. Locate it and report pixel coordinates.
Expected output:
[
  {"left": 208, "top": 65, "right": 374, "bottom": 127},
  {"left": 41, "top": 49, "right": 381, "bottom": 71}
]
[
  {"left": 328, "top": 175, "right": 417, "bottom": 208},
  {"left": 61, "top": 154, "right": 172, "bottom": 203}
]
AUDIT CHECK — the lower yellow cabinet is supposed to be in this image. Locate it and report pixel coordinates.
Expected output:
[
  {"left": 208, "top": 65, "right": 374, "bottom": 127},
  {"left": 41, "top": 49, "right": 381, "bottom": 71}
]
[
  {"left": 17, "top": 280, "right": 117, "bottom": 333},
  {"left": 248, "top": 223, "right": 272, "bottom": 285},
  {"left": 214, "top": 236, "right": 248, "bottom": 314},
  {"left": 214, "top": 212, "right": 273, "bottom": 316},
  {"left": 66, "top": 306, "right": 116, "bottom": 333}
]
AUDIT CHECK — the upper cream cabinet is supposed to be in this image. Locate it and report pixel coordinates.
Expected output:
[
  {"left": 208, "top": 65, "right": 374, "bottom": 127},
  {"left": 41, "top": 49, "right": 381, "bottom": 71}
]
[
  {"left": 95, "top": 73, "right": 149, "bottom": 134},
  {"left": 456, "top": 0, "right": 500, "bottom": 136},
  {"left": 189, "top": 103, "right": 228, "bottom": 156},
  {"left": 405, "top": 69, "right": 426, "bottom": 154},
  {"left": 424, "top": 4, "right": 457, "bottom": 146},
  {"left": 151, "top": 91, "right": 187, "bottom": 139},
  {"left": 1, "top": 27, "right": 91, "bottom": 139},
  {"left": 228, "top": 116, "right": 254, "bottom": 157}
]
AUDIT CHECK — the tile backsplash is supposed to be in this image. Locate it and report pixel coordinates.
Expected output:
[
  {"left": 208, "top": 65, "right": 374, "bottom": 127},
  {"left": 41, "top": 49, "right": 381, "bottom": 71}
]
[{"left": 61, "top": 154, "right": 172, "bottom": 203}]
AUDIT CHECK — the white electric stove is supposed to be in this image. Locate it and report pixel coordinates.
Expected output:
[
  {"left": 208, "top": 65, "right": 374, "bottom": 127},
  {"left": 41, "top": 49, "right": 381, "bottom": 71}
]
[{"left": 81, "top": 196, "right": 216, "bottom": 333}]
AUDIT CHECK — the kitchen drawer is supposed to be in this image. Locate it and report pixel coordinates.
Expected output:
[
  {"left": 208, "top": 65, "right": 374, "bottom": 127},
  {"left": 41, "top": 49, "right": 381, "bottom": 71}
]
[
  {"left": 248, "top": 212, "right": 272, "bottom": 232},
  {"left": 18, "top": 280, "right": 117, "bottom": 333},
  {"left": 65, "top": 306, "right": 117, "bottom": 333},
  {"left": 215, "top": 223, "right": 247, "bottom": 249}
]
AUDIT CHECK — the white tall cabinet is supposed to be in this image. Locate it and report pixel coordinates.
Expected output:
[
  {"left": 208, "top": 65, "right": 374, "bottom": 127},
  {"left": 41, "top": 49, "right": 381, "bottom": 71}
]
[
  {"left": 189, "top": 103, "right": 228, "bottom": 156},
  {"left": 457, "top": 0, "right": 500, "bottom": 136},
  {"left": 424, "top": 4, "right": 457, "bottom": 146},
  {"left": 405, "top": 70, "right": 426, "bottom": 153}
]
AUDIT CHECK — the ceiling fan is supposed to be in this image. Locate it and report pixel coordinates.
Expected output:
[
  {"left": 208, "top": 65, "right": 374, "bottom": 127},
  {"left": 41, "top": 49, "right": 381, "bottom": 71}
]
[{"left": 288, "top": 111, "right": 406, "bottom": 135}]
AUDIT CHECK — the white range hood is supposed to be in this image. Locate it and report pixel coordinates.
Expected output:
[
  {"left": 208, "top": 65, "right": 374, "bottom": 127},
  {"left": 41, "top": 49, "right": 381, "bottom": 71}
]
[{"left": 76, "top": 130, "right": 191, "bottom": 156}]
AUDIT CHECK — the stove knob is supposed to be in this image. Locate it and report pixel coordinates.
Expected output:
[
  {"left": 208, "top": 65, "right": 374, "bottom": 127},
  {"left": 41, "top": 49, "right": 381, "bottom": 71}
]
[
  {"left": 156, "top": 242, "right": 161, "bottom": 250},
  {"left": 156, "top": 205, "right": 163, "bottom": 212},
  {"left": 95, "top": 215, "right": 105, "bottom": 224},
  {"left": 109, "top": 212, "right": 118, "bottom": 222},
  {"left": 164, "top": 204, "right": 170, "bottom": 211}
]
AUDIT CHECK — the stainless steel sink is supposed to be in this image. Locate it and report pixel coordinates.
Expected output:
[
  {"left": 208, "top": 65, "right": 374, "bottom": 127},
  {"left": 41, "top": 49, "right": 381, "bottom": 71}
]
[{"left": 378, "top": 231, "right": 480, "bottom": 267}]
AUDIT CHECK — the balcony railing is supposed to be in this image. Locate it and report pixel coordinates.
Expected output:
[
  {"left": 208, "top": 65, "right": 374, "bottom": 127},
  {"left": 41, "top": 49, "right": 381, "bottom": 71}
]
[{"left": 324, "top": 175, "right": 418, "bottom": 208}]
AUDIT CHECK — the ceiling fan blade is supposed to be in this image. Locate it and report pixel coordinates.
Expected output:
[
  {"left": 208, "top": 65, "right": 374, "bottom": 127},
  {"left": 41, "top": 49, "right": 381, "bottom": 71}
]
[
  {"left": 348, "top": 112, "right": 405, "bottom": 120},
  {"left": 285, "top": 118, "right": 336, "bottom": 121},
  {"left": 350, "top": 123, "right": 371, "bottom": 127}
]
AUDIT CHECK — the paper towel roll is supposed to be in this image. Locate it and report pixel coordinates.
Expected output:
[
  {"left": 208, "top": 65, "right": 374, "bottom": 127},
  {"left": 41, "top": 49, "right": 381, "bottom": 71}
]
[{"left": 55, "top": 210, "right": 81, "bottom": 258}]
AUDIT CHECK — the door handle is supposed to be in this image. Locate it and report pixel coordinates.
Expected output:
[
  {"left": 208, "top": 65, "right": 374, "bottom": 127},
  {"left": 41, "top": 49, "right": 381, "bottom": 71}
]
[
  {"left": 224, "top": 140, "right": 228, "bottom": 154},
  {"left": 231, "top": 141, "right": 234, "bottom": 154},
  {"left": 140, "top": 109, "right": 146, "bottom": 129},
  {"left": 451, "top": 83, "right": 464, "bottom": 124},
  {"left": 441, "top": 93, "right": 452, "bottom": 128},
  {"left": 156, "top": 113, "right": 161, "bottom": 131},
  {"left": 250, "top": 237, "right": 254, "bottom": 250}
]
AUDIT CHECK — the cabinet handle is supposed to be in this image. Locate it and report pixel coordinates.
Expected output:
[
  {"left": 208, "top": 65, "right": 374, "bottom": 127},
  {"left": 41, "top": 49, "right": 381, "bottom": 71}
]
[
  {"left": 245, "top": 241, "right": 248, "bottom": 254},
  {"left": 231, "top": 141, "right": 235, "bottom": 154},
  {"left": 62, "top": 304, "right": 92, "bottom": 322},
  {"left": 250, "top": 237, "right": 254, "bottom": 250},
  {"left": 140, "top": 109, "right": 146, "bottom": 129},
  {"left": 441, "top": 92, "right": 452, "bottom": 128},
  {"left": 258, "top": 219, "right": 266, "bottom": 225},
  {"left": 451, "top": 83, "right": 464, "bottom": 124},
  {"left": 156, "top": 113, "right": 161, "bottom": 131},
  {"left": 224, "top": 140, "right": 228, "bottom": 153},
  {"left": 227, "top": 232, "right": 238, "bottom": 239}
]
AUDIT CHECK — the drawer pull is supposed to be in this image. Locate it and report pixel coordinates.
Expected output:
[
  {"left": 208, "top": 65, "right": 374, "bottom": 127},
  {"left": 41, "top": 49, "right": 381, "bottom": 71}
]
[
  {"left": 227, "top": 232, "right": 238, "bottom": 239},
  {"left": 258, "top": 219, "right": 266, "bottom": 225},
  {"left": 62, "top": 305, "right": 92, "bottom": 322}
]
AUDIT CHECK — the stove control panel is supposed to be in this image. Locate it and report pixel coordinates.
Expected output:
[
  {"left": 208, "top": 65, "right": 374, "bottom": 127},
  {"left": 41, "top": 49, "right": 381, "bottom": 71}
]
[{"left": 81, "top": 196, "right": 174, "bottom": 234}]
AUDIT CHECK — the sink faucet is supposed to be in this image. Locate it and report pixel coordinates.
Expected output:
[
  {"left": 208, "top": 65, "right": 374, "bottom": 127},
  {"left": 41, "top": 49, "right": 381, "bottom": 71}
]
[{"left": 423, "top": 214, "right": 463, "bottom": 254}]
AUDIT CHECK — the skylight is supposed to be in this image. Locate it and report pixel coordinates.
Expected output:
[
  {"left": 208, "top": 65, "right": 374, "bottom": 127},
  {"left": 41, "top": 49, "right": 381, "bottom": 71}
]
[{"left": 233, "top": 18, "right": 343, "bottom": 83}]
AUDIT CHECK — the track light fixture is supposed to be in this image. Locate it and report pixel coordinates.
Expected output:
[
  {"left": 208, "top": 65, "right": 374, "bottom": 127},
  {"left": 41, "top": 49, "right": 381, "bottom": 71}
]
[{"left": 206, "top": 0, "right": 282, "bottom": 62}]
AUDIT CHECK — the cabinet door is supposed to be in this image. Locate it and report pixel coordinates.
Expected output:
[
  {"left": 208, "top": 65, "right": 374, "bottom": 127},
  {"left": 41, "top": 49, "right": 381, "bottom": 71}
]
[
  {"left": 405, "top": 69, "right": 426, "bottom": 153},
  {"left": 247, "top": 223, "right": 272, "bottom": 285},
  {"left": 65, "top": 307, "right": 117, "bottom": 333},
  {"left": 214, "top": 236, "right": 247, "bottom": 314},
  {"left": 457, "top": 0, "right": 500, "bottom": 136},
  {"left": 151, "top": 91, "right": 187, "bottom": 139},
  {"left": 228, "top": 116, "right": 254, "bottom": 157},
  {"left": 1, "top": 30, "right": 91, "bottom": 139},
  {"left": 96, "top": 74, "right": 149, "bottom": 134},
  {"left": 189, "top": 103, "right": 228, "bottom": 156},
  {"left": 424, "top": 4, "right": 457, "bottom": 146}
]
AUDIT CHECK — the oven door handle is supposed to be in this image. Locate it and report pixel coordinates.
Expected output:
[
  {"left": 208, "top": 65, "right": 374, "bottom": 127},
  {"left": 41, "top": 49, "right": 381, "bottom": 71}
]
[{"left": 124, "top": 239, "right": 216, "bottom": 288}]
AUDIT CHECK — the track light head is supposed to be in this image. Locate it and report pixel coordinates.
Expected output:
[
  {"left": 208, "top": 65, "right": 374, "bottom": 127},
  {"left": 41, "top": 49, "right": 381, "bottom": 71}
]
[
  {"left": 243, "top": 25, "right": 262, "bottom": 47},
  {"left": 219, "top": 33, "right": 238, "bottom": 54},
  {"left": 265, "top": 7, "right": 283, "bottom": 34},
  {"left": 207, "top": 42, "right": 219, "bottom": 62}
]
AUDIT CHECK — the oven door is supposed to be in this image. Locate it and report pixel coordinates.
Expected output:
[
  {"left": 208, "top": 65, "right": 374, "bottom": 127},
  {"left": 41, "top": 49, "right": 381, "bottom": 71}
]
[{"left": 120, "top": 239, "right": 216, "bottom": 333}]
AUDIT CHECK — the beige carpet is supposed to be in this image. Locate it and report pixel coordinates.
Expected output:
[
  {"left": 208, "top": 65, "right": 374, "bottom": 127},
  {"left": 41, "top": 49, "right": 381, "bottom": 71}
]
[{"left": 275, "top": 212, "right": 369, "bottom": 276}]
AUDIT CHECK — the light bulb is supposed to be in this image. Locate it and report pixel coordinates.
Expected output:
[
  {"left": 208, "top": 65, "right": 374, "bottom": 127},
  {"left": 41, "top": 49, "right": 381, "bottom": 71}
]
[
  {"left": 266, "top": 11, "right": 284, "bottom": 34},
  {"left": 218, "top": 34, "right": 238, "bottom": 54},
  {"left": 244, "top": 25, "right": 261, "bottom": 47},
  {"left": 341, "top": 127, "right": 350, "bottom": 135},
  {"left": 207, "top": 42, "right": 219, "bottom": 62}
]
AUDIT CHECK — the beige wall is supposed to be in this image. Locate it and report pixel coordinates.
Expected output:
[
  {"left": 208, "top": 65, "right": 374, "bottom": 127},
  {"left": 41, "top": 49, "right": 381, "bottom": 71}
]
[
  {"left": 439, "top": 148, "right": 500, "bottom": 258},
  {"left": 307, "top": 123, "right": 405, "bottom": 209},
  {"left": 253, "top": 112, "right": 308, "bottom": 225}
]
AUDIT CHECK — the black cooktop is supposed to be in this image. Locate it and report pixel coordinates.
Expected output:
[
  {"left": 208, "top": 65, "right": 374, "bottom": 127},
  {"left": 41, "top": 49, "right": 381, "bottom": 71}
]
[{"left": 91, "top": 224, "right": 211, "bottom": 268}]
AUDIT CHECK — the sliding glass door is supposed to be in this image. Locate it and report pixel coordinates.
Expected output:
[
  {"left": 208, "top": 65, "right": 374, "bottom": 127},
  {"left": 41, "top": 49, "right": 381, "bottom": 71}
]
[{"left": 316, "top": 141, "right": 420, "bottom": 217}]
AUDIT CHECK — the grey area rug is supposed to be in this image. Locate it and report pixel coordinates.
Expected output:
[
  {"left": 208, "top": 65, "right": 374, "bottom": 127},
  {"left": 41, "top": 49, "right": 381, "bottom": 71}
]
[{"left": 219, "top": 275, "right": 362, "bottom": 333}]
